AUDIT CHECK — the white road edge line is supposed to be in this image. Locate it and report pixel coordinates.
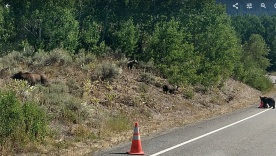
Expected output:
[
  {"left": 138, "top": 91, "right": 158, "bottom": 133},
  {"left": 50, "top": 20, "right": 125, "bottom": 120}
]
[{"left": 149, "top": 109, "right": 270, "bottom": 156}]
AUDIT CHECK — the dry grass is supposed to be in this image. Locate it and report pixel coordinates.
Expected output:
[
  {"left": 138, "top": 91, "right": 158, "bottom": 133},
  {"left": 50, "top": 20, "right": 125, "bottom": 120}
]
[{"left": 0, "top": 50, "right": 271, "bottom": 156}]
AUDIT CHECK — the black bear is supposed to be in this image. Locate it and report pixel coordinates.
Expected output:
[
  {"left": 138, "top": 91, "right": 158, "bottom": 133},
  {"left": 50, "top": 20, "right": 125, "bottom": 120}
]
[
  {"left": 260, "top": 96, "right": 275, "bottom": 109},
  {"left": 162, "top": 85, "right": 179, "bottom": 94},
  {"left": 127, "top": 60, "right": 138, "bottom": 70},
  {"left": 11, "top": 71, "right": 48, "bottom": 86}
]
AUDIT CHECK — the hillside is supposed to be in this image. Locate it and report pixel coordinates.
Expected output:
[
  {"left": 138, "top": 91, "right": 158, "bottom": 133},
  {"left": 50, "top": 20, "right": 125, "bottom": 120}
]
[{"left": 0, "top": 51, "right": 268, "bottom": 155}]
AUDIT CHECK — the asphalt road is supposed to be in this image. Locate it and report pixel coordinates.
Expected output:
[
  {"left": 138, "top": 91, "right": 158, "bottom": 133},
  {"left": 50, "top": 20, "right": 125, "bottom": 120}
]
[{"left": 92, "top": 104, "right": 276, "bottom": 156}]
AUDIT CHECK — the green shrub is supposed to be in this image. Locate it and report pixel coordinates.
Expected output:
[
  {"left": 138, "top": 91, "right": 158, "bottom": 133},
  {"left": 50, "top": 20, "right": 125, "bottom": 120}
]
[
  {"left": 139, "top": 72, "right": 155, "bottom": 85},
  {"left": 0, "top": 51, "right": 28, "bottom": 68},
  {"left": 22, "top": 102, "right": 47, "bottom": 140},
  {"left": 6, "top": 51, "right": 27, "bottom": 63},
  {"left": 74, "top": 50, "right": 96, "bottom": 66},
  {"left": 32, "top": 48, "right": 73, "bottom": 66},
  {"left": 245, "top": 74, "right": 274, "bottom": 91},
  {"left": 94, "top": 62, "right": 121, "bottom": 81},
  {"left": 32, "top": 51, "right": 49, "bottom": 66},
  {"left": 46, "top": 49, "right": 73, "bottom": 66},
  {"left": 0, "top": 91, "right": 47, "bottom": 149},
  {"left": 0, "top": 91, "right": 24, "bottom": 144},
  {"left": 61, "top": 98, "right": 85, "bottom": 124}
]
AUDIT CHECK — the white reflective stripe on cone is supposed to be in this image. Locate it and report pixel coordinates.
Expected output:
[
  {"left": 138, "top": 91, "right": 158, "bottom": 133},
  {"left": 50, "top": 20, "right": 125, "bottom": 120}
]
[{"left": 133, "top": 135, "right": 140, "bottom": 140}]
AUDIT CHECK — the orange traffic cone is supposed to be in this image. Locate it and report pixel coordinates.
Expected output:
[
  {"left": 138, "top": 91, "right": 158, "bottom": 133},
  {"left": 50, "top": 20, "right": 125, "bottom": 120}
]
[{"left": 127, "top": 122, "right": 144, "bottom": 155}]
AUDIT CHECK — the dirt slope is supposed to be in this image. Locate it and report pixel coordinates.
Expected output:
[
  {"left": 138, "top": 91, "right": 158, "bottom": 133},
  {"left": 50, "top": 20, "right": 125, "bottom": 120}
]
[
  {"left": 55, "top": 66, "right": 265, "bottom": 156},
  {"left": 2, "top": 61, "right": 270, "bottom": 156}
]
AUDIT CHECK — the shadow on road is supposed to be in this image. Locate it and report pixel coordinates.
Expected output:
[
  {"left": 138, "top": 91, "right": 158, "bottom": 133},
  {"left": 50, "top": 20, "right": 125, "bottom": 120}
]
[{"left": 109, "top": 152, "right": 128, "bottom": 155}]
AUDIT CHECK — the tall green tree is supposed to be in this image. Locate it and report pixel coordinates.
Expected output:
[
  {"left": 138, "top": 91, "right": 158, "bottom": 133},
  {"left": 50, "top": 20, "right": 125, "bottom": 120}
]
[
  {"left": 113, "top": 18, "right": 139, "bottom": 57},
  {"left": 0, "top": 4, "right": 15, "bottom": 53},
  {"left": 231, "top": 15, "right": 265, "bottom": 44},
  {"left": 188, "top": 3, "right": 242, "bottom": 86},
  {"left": 260, "top": 15, "right": 276, "bottom": 71},
  {"left": 268, "top": 36, "right": 276, "bottom": 71},
  {"left": 243, "top": 34, "right": 270, "bottom": 70},
  {"left": 235, "top": 34, "right": 271, "bottom": 90},
  {"left": 41, "top": 5, "right": 79, "bottom": 52},
  {"left": 148, "top": 19, "right": 196, "bottom": 84},
  {"left": 79, "top": 16, "right": 101, "bottom": 52}
]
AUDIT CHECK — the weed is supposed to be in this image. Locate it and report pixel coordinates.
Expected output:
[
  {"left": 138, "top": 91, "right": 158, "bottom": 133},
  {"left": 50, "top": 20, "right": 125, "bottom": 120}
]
[
  {"left": 61, "top": 108, "right": 79, "bottom": 124},
  {"left": 66, "top": 79, "right": 83, "bottom": 98},
  {"left": 106, "top": 93, "right": 117, "bottom": 102},
  {"left": 70, "top": 124, "right": 97, "bottom": 141},
  {"left": 91, "top": 97, "right": 100, "bottom": 104},
  {"left": 104, "top": 114, "right": 130, "bottom": 133}
]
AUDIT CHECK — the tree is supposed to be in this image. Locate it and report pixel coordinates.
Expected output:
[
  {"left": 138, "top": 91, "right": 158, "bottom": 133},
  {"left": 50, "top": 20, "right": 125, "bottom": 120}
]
[
  {"left": 233, "top": 34, "right": 272, "bottom": 91},
  {"left": 260, "top": 15, "right": 276, "bottom": 71},
  {"left": 189, "top": 3, "right": 242, "bottom": 86},
  {"left": 113, "top": 18, "right": 139, "bottom": 57},
  {"left": 0, "top": 4, "right": 15, "bottom": 53},
  {"left": 148, "top": 19, "right": 196, "bottom": 84},
  {"left": 242, "top": 34, "right": 270, "bottom": 70},
  {"left": 268, "top": 37, "right": 276, "bottom": 71},
  {"left": 231, "top": 15, "right": 265, "bottom": 44},
  {"left": 41, "top": 5, "right": 79, "bottom": 53},
  {"left": 79, "top": 16, "right": 101, "bottom": 52}
]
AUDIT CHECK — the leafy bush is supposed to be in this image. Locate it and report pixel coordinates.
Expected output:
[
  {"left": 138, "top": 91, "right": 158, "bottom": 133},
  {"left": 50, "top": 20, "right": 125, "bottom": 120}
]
[
  {"left": 6, "top": 51, "right": 27, "bottom": 63},
  {"left": 22, "top": 102, "right": 47, "bottom": 140},
  {"left": 94, "top": 62, "right": 121, "bottom": 81},
  {"left": 32, "top": 51, "right": 49, "bottom": 66},
  {"left": 0, "top": 91, "right": 24, "bottom": 144},
  {"left": 74, "top": 50, "right": 96, "bottom": 67},
  {"left": 139, "top": 72, "right": 155, "bottom": 85},
  {"left": 46, "top": 49, "right": 73, "bottom": 66},
  {"left": 0, "top": 91, "right": 47, "bottom": 150},
  {"left": 245, "top": 74, "right": 274, "bottom": 91},
  {"left": 234, "top": 66, "right": 274, "bottom": 91},
  {"left": 113, "top": 19, "right": 139, "bottom": 57},
  {"left": 0, "top": 51, "right": 28, "bottom": 68},
  {"left": 32, "top": 49, "right": 73, "bottom": 66},
  {"left": 66, "top": 79, "right": 84, "bottom": 98},
  {"left": 61, "top": 99, "right": 83, "bottom": 124}
]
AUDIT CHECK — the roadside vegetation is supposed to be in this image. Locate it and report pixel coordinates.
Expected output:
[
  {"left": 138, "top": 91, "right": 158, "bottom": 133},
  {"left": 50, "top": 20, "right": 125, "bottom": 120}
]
[{"left": 0, "top": 0, "right": 275, "bottom": 155}]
